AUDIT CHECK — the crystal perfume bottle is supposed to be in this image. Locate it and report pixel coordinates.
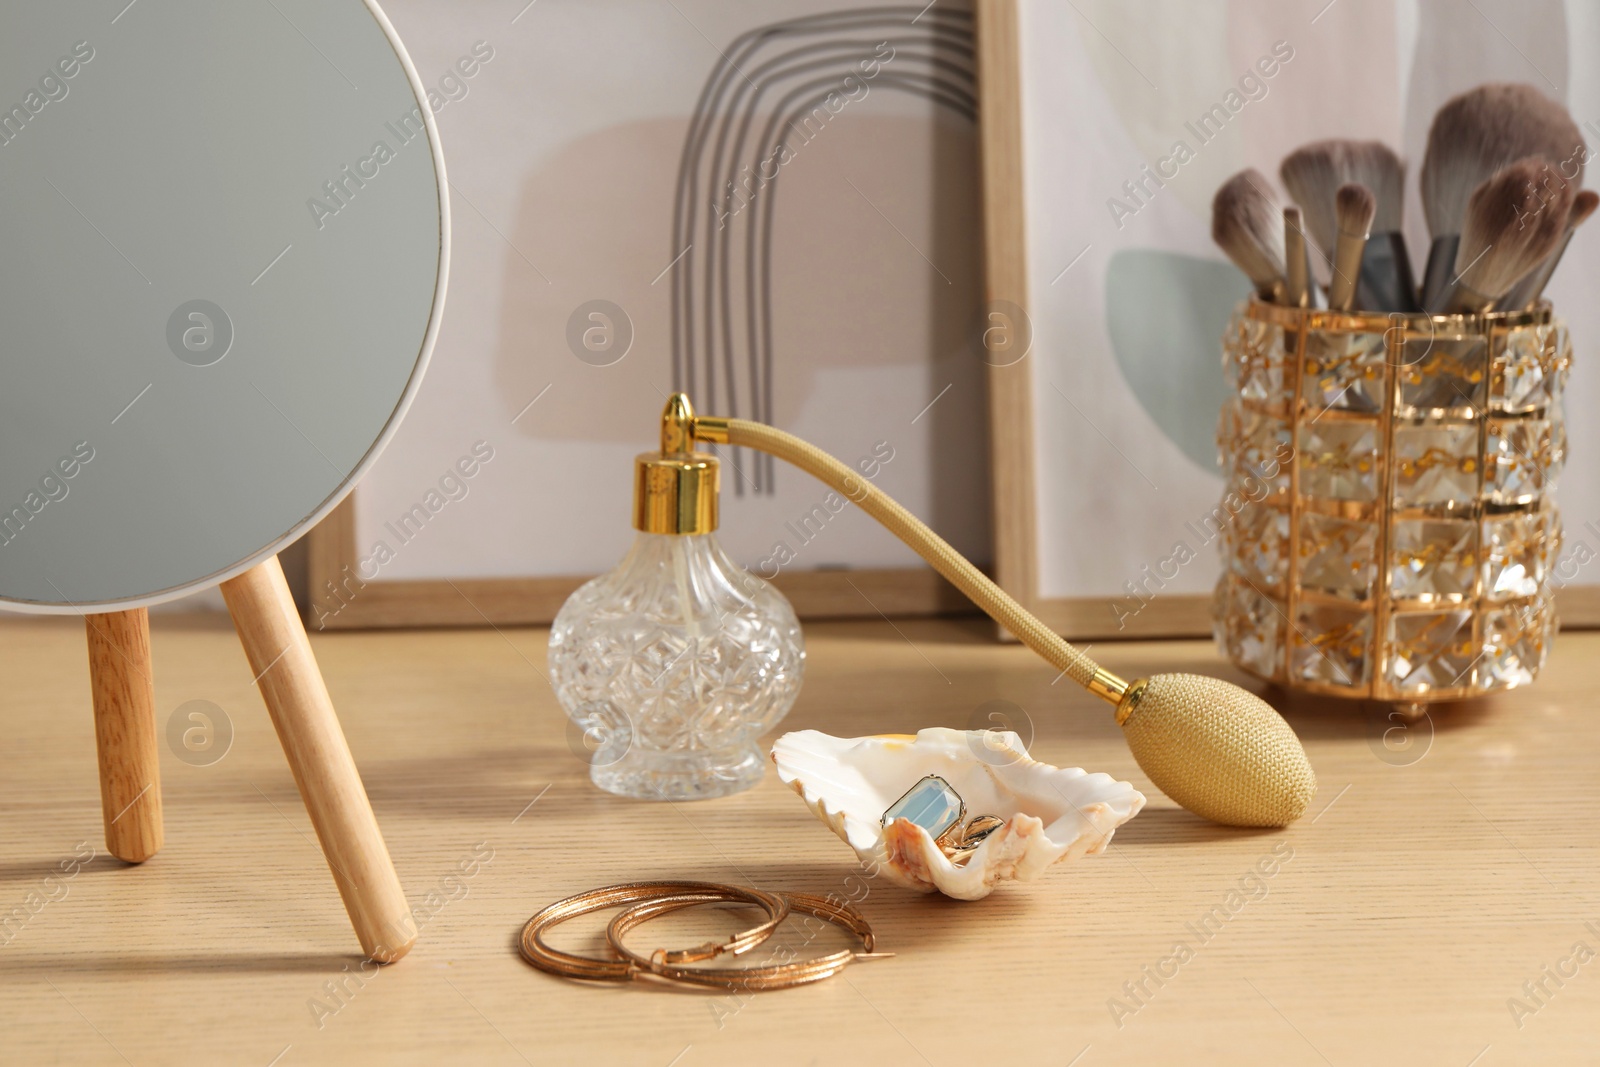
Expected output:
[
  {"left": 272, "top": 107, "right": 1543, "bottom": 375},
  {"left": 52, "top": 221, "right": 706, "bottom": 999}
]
[{"left": 549, "top": 396, "right": 804, "bottom": 800}]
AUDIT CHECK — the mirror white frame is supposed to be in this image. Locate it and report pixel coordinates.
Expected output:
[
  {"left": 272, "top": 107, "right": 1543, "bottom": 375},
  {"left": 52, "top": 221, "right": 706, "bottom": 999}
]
[{"left": 0, "top": 0, "right": 450, "bottom": 614}]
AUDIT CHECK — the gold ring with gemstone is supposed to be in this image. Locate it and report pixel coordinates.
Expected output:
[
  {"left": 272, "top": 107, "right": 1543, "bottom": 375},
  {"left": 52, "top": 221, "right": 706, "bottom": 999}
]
[{"left": 881, "top": 775, "right": 1006, "bottom": 861}]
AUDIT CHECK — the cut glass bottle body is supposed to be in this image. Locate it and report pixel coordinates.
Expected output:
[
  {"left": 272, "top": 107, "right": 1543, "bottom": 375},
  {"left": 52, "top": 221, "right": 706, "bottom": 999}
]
[{"left": 549, "top": 532, "right": 805, "bottom": 799}]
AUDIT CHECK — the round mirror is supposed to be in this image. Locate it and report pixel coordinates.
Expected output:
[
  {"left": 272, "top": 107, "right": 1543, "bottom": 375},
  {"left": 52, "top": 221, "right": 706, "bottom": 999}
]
[{"left": 0, "top": 0, "right": 447, "bottom": 611}]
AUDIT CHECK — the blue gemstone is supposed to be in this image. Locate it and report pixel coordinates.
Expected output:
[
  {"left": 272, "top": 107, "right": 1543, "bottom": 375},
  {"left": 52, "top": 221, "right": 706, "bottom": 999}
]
[{"left": 881, "top": 775, "right": 963, "bottom": 838}]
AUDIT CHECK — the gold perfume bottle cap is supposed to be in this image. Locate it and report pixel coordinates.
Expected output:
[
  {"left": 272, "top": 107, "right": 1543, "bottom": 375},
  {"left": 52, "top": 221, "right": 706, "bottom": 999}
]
[{"left": 634, "top": 393, "right": 719, "bottom": 534}]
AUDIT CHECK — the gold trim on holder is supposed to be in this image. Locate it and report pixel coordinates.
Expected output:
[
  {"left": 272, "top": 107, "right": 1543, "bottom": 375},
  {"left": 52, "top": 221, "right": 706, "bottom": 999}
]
[
  {"left": 1244, "top": 299, "right": 1553, "bottom": 332},
  {"left": 1372, "top": 294, "right": 1400, "bottom": 698},
  {"left": 1284, "top": 301, "right": 1307, "bottom": 687}
]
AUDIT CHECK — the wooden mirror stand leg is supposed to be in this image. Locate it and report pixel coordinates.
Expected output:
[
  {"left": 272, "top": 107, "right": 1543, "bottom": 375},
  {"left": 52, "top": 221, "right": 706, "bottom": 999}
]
[
  {"left": 85, "top": 608, "right": 164, "bottom": 863},
  {"left": 220, "top": 555, "right": 415, "bottom": 963}
]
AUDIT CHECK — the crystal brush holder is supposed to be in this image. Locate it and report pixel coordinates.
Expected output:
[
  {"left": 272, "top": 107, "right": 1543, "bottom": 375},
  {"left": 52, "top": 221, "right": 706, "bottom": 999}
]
[{"left": 1214, "top": 296, "right": 1569, "bottom": 708}]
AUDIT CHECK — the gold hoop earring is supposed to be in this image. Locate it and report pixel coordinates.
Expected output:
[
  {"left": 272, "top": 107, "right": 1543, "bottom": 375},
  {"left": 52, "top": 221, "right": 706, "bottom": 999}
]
[
  {"left": 606, "top": 890, "right": 891, "bottom": 991},
  {"left": 518, "top": 881, "right": 788, "bottom": 982}
]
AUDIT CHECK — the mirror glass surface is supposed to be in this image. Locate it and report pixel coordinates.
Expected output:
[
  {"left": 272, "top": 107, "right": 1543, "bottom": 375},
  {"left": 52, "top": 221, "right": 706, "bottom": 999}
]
[{"left": 0, "top": 0, "right": 443, "bottom": 609}]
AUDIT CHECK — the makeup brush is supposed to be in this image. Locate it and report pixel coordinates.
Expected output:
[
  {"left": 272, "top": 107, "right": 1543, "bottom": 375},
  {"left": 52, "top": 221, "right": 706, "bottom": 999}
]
[
  {"left": 1283, "top": 206, "right": 1319, "bottom": 308},
  {"left": 1280, "top": 141, "right": 1412, "bottom": 309},
  {"left": 1328, "top": 183, "right": 1376, "bottom": 312},
  {"left": 1501, "top": 188, "right": 1600, "bottom": 308},
  {"left": 1419, "top": 83, "right": 1586, "bottom": 308},
  {"left": 1437, "top": 158, "right": 1574, "bottom": 313},
  {"left": 1347, "top": 144, "right": 1417, "bottom": 312},
  {"left": 1212, "top": 169, "right": 1286, "bottom": 303},
  {"left": 1278, "top": 142, "right": 1343, "bottom": 264}
]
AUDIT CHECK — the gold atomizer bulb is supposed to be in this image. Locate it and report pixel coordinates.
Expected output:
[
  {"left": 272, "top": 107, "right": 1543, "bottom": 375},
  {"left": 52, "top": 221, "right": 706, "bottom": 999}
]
[{"left": 633, "top": 394, "right": 719, "bottom": 534}]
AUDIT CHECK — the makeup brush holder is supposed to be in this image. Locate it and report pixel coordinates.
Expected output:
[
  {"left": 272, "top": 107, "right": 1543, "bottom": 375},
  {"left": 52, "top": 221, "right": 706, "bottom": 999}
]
[{"left": 1213, "top": 296, "right": 1569, "bottom": 709}]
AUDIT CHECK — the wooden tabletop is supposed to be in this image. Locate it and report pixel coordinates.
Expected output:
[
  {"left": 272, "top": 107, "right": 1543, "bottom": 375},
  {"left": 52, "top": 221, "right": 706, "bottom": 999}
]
[{"left": 0, "top": 612, "right": 1595, "bottom": 1065}]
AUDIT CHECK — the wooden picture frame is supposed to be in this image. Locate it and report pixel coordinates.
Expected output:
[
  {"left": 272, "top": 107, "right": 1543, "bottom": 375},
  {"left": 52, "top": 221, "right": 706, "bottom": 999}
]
[
  {"left": 306, "top": 495, "right": 967, "bottom": 630},
  {"left": 304, "top": 0, "right": 992, "bottom": 630},
  {"left": 973, "top": 0, "right": 1209, "bottom": 640},
  {"left": 971, "top": 0, "right": 1600, "bottom": 639}
]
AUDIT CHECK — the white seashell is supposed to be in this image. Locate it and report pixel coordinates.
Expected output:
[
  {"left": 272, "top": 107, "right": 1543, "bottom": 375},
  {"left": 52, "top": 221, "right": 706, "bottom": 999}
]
[{"left": 771, "top": 728, "right": 1145, "bottom": 900}]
